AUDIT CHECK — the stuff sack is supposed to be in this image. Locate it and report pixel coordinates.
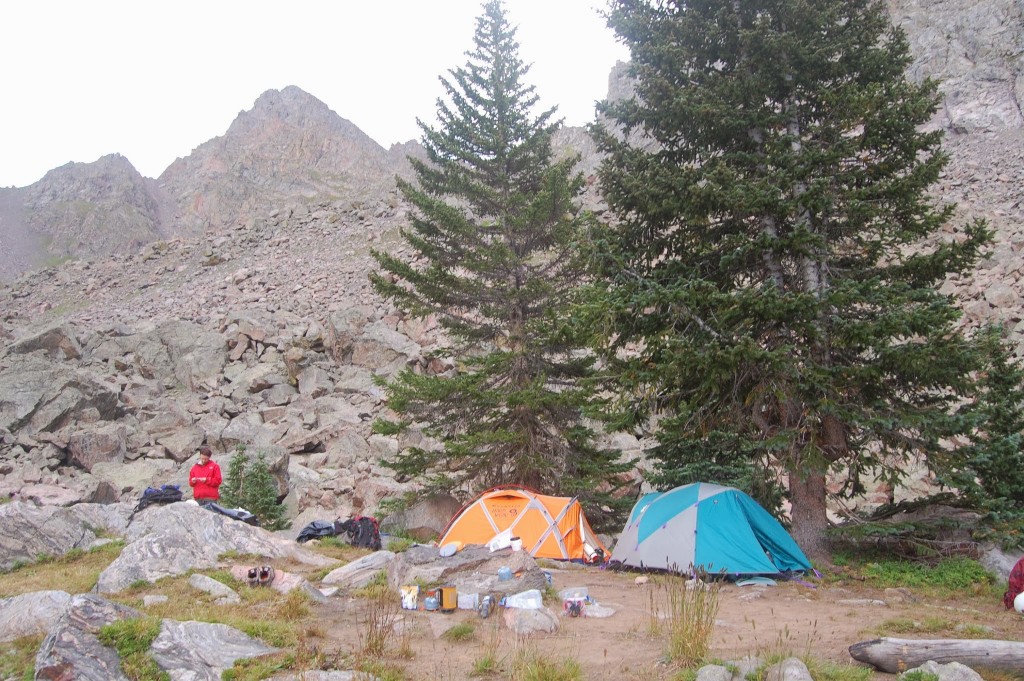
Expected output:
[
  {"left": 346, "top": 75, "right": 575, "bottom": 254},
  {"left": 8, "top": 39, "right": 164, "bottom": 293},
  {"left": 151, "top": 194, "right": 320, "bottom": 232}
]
[
  {"left": 336, "top": 515, "right": 382, "bottom": 550},
  {"left": 205, "top": 502, "right": 260, "bottom": 526},
  {"left": 296, "top": 519, "right": 339, "bottom": 543},
  {"left": 1003, "top": 556, "right": 1024, "bottom": 609},
  {"left": 131, "top": 484, "right": 183, "bottom": 516}
]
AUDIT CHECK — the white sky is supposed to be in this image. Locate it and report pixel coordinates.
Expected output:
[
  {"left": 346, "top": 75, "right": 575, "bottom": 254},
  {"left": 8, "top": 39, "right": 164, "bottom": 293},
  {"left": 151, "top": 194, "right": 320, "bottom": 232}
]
[{"left": 0, "top": 1, "right": 629, "bottom": 188}]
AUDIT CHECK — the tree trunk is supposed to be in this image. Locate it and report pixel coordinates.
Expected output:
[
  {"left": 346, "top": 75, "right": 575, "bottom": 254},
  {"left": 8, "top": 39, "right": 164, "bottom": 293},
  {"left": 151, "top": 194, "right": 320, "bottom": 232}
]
[
  {"left": 849, "top": 637, "right": 1024, "bottom": 674},
  {"left": 787, "top": 468, "right": 830, "bottom": 562}
]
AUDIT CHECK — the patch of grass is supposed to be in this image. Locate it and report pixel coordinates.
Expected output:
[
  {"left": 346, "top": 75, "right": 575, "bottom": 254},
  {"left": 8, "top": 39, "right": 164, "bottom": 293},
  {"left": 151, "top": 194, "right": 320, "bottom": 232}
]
[
  {"left": 874, "top": 616, "right": 953, "bottom": 636},
  {"left": 471, "top": 653, "right": 499, "bottom": 676},
  {"left": 898, "top": 671, "right": 939, "bottom": 681},
  {"left": 441, "top": 622, "right": 475, "bottom": 642},
  {"left": 230, "top": 619, "right": 298, "bottom": 648},
  {"left": 386, "top": 536, "right": 415, "bottom": 553},
  {"left": 802, "top": 657, "right": 873, "bottom": 681},
  {"left": 97, "top": 617, "right": 169, "bottom": 681},
  {"left": 357, "top": 658, "right": 407, "bottom": 681},
  {"left": 0, "top": 540, "right": 124, "bottom": 597},
  {"left": 850, "top": 557, "right": 994, "bottom": 595},
  {"left": 305, "top": 537, "right": 372, "bottom": 563},
  {"left": 510, "top": 647, "right": 582, "bottom": 681},
  {"left": 0, "top": 635, "right": 42, "bottom": 681},
  {"left": 221, "top": 652, "right": 295, "bottom": 681},
  {"left": 353, "top": 571, "right": 390, "bottom": 599}
]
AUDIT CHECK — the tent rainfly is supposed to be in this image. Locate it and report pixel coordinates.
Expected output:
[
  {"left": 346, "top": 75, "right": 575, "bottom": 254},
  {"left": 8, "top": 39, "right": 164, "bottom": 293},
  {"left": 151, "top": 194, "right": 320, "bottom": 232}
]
[
  {"left": 613, "top": 482, "right": 812, "bottom": 575},
  {"left": 438, "top": 486, "right": 609, "bottom": 562}
]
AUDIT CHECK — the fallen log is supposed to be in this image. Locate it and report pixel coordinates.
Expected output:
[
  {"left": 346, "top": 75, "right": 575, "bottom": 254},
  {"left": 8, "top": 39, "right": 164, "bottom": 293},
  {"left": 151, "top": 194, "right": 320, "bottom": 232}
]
[{"left": 849, "top": 637, "right": 1024, "bottom": 674}]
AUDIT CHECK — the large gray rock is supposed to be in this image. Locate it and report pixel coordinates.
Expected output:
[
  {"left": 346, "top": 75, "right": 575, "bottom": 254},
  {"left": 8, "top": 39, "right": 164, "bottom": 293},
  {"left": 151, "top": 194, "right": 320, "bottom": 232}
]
[
  {"left": 96, "top": 502, "right": 334, "bottom": 593},
  {"left": 0, "top": 354, "right": 121, "bottom": 435},
  {"left": 386, "top": 544, "right": 545, "bottom": 598},
  {"left": 502, "top": 606, "right": 559, "bottom": 635},
  {"left": 151, "top": 619, "right": 280, "bottom": 681},
  {"left": 762, "top": 657, "right": 813, "bottom": 681},
  {"left": 34, "top": 593, "right": 141, "bottom": 681},
  {"left": 0, "top": 590, "right": 71, "bottom": 643},
  {"left": 321, "top": 550, "right": 395, "bottom": 588},
  {"left": 904, "top": 660, "right": 985, "bottom": 681},
  {"left": 378, "top": 494, "right": 461, "bottom": 541},
  {"left": 8, "top": 323, "right": 82, "bottom": 360},
  {"left": 0, "top": 501, "right": 102, "bottom": 571}
]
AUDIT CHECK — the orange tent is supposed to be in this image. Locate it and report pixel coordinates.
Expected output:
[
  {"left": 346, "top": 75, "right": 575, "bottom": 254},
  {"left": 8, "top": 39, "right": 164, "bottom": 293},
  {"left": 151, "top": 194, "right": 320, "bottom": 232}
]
[{"left": 438, "top": 486, "right": 610, "bottom": 562}]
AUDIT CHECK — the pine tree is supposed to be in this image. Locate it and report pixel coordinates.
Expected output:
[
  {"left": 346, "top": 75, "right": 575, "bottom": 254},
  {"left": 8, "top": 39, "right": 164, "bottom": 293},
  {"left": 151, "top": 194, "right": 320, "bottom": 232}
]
[
  {"left": 588, "top": 0, "right": 990, "bottom": 557},
  {"left": 220, "top": 445, "right": 287, "bottom": 530},
  {"left": 220, "top": 445, "right": 248, "bottom": 509},
  {"left": 243, "top": 452, "right": 286, "bottom": 530},
  {"left": 370, "top": 0, "right": 632, "bottom": 528}
]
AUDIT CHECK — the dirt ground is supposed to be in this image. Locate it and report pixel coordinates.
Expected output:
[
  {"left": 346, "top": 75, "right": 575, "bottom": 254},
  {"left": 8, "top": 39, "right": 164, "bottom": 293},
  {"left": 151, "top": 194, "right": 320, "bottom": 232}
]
[{"left": 309, "top": 562, "right": 1024, "bottom": 681}]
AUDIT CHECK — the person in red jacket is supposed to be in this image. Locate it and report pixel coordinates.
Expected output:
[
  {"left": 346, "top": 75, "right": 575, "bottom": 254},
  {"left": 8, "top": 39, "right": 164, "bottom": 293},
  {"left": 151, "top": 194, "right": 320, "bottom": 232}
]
[{"left": 189, "top": 446, "right": 222, "bottom": 506}]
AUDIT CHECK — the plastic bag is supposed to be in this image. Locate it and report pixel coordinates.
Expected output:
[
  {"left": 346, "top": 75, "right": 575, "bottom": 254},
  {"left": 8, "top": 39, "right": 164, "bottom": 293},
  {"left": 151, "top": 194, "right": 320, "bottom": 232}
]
[
  {"left": 502, "top": 588, "right": 543, "bottom": 609},
  {"left": 487, "top": 528, "right": 513, "bottom": 552}
]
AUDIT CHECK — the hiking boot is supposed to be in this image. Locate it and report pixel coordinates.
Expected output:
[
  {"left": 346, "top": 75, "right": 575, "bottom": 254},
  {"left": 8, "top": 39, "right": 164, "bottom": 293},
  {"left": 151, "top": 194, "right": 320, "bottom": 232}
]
[
  {"left": 247, "top": 567, "right": 259, "bottom": 587},
  {"left": 258, "top": 565, "right": 275, "bottom": 587}
]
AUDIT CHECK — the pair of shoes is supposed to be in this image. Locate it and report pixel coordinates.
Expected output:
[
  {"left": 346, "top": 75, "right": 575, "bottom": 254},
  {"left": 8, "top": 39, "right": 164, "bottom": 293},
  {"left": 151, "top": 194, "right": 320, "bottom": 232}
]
[
  {"left": 247, "top": 567, "right": 259, "bottom": 587},
  {"left": 258, "top": 565, "right": 275, "bottom": 587}
]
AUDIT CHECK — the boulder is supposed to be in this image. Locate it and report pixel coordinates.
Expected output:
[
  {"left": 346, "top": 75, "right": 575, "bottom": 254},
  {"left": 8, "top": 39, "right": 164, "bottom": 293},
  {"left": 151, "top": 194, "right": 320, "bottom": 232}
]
[
  {"left": 502, "top": 606, "right": 559, "bottom": 635},
  {"left": 0, "top": 501, "right": 102, "bottom": 570},
  {"left": 96, "top": 502, "right": 334, "bottom": 593},
  {"left": 379, "top": 494, "right": 462, "bottom": 542},
  {"left": 34, "top": 593, "right": 142, "bottom": 681},
  {"left": 8, "top": 323, "right": 82, "bottom": 360},
  {"left": 762, "top": 657, "right": 813, "bottom": 681},
  {"left": 188, "top": 573, "right": 241, "bottom": 605},
  {"left": 0, "top": 590, "right": 71, "bottom": 643},
  {"left": 321, "top": 551, "right": 395, "bottom": 588},
  {"left": 903, "top": 661, "right": 984, "bottom": 681},
  {"left": 150, "top": 619, "right": 281, "bottom": 681}
]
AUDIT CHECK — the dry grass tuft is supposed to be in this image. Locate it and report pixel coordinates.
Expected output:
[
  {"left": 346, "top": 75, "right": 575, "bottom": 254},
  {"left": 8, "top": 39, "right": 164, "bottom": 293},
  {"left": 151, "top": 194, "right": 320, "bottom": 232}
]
[{"left": 646, "top": 569, "right": 722, "bottom": 668}]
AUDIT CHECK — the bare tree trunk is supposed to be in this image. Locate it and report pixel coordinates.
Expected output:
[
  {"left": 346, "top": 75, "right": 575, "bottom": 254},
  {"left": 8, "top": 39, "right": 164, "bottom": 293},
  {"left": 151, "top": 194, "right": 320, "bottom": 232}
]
[{"left": 787, "top": 467, "right": 830, "bottom": 562}]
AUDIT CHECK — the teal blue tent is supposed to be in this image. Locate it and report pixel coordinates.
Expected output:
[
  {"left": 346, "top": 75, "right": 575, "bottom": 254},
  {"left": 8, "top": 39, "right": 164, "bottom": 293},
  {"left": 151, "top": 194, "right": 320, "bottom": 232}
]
[{"left": 614, "top": 482, "right": 812, "bottom": 575}]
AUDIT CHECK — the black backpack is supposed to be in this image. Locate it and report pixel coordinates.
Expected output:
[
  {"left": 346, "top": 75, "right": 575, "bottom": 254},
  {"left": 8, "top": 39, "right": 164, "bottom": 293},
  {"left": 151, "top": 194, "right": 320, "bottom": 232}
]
[
  {"left": 131, "top": 484, "right": 183, "bottom": 517},
  {"left": 336, "top": 516, "right": 381, "bottom": 550}
]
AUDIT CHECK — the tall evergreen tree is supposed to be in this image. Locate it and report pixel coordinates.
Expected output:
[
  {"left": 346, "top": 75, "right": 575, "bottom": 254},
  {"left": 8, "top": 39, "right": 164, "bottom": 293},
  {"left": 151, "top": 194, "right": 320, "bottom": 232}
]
[
  {"left": 587, "top": 0, "right": 990, "bottom": 557},
  {"left": 371, "top": 0, "right": 631, "bottom": 527}
]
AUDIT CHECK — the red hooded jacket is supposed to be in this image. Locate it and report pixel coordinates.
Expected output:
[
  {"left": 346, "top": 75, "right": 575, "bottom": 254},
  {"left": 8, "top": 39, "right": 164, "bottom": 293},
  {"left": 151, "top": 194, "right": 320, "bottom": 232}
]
[{"left": 189, "top": 459, "right": 222, "bottom": 501}]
